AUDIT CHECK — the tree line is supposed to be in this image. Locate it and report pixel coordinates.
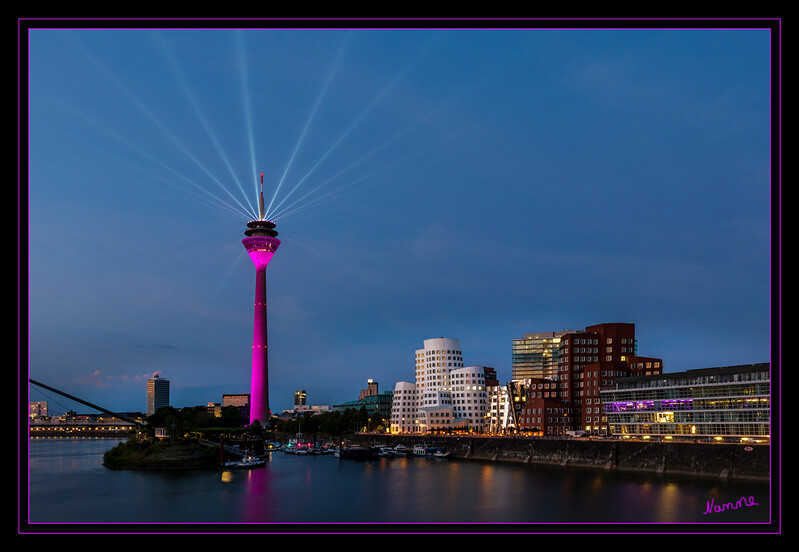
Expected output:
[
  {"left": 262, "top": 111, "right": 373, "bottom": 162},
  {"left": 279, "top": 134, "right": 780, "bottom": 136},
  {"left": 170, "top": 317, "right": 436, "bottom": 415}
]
[
  {"left": 144, "top": 404, "right": 388, "bottom": 439},
  {"left": 273, "top": 406, "right": 387, "bottom": 436},
  {"left": 146, "top": 405, "right": 248, "bottom": 435}
]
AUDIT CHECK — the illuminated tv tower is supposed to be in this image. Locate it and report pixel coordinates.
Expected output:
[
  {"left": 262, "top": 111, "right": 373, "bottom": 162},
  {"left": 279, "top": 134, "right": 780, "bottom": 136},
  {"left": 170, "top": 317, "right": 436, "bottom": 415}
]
[{"left": 242, "top": 173, "right": 280, "bottom": 425}]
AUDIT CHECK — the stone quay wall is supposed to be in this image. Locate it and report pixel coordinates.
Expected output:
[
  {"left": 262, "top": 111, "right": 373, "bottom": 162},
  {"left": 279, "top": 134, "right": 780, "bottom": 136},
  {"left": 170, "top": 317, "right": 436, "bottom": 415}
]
[{"left": 352, "top": 434, "right": 770, "bottom": 482}]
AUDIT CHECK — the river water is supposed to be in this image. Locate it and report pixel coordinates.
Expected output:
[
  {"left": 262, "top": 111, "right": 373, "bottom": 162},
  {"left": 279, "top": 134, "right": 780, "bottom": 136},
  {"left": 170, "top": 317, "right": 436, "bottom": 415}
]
[{"left": 24, "top": 438, "right": 773, "bottom": 532}]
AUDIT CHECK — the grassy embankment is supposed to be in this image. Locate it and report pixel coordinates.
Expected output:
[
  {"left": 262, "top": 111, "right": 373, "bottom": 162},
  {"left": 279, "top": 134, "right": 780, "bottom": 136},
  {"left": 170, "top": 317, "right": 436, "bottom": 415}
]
[{"left": 103, "top": 438, "right": 221, "bottom": 470}]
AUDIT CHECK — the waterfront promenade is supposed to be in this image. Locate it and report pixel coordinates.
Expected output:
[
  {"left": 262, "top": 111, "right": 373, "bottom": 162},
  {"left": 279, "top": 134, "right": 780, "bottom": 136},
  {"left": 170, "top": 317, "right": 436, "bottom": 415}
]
[{"left": 353, "top": 434, "right": 770, "bottom": 482}]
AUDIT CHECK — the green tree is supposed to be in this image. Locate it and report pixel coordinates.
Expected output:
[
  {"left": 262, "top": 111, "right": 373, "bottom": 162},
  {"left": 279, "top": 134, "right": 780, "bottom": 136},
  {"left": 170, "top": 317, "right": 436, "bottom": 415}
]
[
  {"left": 220, "top": 405, "right": 245, "bottom": 427},
  {"left": 369, "top": 411, "right": 386, "bottom": 432}
]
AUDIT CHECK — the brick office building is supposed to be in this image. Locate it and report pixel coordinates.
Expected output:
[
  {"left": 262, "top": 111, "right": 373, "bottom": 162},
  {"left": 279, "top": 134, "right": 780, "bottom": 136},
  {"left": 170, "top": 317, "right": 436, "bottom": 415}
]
[{"left": 557, "top": 323, "right": 663, "bottom": 435}]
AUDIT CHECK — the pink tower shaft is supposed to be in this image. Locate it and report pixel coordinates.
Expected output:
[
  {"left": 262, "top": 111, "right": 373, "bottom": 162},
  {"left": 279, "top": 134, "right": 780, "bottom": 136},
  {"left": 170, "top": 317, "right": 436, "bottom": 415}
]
[{"left": 242, "top": 233, "right": 280, "bottom": 425}]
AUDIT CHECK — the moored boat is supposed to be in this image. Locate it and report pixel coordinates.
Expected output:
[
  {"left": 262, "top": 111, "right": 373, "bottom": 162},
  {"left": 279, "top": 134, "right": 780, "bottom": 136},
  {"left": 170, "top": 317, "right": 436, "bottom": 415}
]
[
  {"left": 339, "top": 445, "right": 372, "bottom": 460},
  {"left": 413, "top": 444, "right": 450, "bottom": 458},
  {"left": 285, "top": 434, "right": 315, "bottom": 455},
  {"left": 221, "top": 453, "right": 266, "bottom": 469}
]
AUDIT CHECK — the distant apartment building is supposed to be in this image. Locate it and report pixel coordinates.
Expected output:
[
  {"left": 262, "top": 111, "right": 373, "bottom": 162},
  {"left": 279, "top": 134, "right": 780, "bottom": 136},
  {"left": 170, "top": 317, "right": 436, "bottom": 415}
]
[
  {"left": 282, "top": 405, "right": 332, "bottom": 417},
  {"left": 359, "top": 379, "right": 379, "bottom": 400},
  {"left": 334, "top": 384, "right": 393, "bottom": 422},
  {"left": 281, "top": 390, "right": 333, "bottom": 418},
  {"left": 222, "top": 393, "right": 250, "bottom": 422},
  {"left": 29, "top": 401, "right": 48, "bottom": 418},
  {"left": 146, "top": 374, "right": 170, "bottom": 416},
  {"left": 601, "top": 363, "right": 770, "bottom": 440}
]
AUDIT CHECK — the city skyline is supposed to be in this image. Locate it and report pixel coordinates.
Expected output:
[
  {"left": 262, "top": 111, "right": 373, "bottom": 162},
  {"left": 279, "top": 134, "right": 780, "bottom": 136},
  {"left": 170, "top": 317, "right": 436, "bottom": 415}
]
[{"left": 24, "top": 22, "right": 776, "bottom": 415}]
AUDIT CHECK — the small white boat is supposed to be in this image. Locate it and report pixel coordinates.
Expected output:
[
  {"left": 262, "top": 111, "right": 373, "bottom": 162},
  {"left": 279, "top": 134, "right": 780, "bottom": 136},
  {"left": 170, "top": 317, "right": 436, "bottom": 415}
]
[
  {"left": 222, "top": 453, "right": 266, "bottom": 469},
  {"left": 412, "top": 444, "right": 450, "bottom": 458},
  {"left": 412, "top": 444, "right": 426, "bottom": 456}
]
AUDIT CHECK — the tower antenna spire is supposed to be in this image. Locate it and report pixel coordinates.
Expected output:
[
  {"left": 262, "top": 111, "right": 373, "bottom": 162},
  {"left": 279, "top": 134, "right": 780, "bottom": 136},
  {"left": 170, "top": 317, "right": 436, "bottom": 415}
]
[{"left": 259, "top": 173, "right": 265, "bottom": 221}]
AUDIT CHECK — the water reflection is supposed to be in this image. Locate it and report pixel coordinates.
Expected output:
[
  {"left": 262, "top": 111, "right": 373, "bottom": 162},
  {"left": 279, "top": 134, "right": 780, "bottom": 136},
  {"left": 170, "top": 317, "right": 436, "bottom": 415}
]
[{"left": 28, "top": 439, "right": 771, "bottom": 525}]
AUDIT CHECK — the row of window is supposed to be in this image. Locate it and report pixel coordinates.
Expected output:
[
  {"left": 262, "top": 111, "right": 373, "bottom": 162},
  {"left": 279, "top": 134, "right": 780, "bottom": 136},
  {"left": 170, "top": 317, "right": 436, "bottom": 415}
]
[
  {"left": 607, "top": 411, "right": 770, "bottom": 423},
  {"left": 603, "top": 383, "right": 770, "bottom": 402},
  {"left": 519, "top": 417, "right": 574, "bottom": 424},
  {"left": 610, "top": 423, "right": 770, "bottom": 437}
]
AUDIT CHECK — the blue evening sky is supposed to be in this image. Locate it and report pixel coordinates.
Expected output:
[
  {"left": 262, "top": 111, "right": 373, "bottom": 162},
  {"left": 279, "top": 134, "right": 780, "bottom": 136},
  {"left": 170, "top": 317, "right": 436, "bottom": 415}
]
[{"left": 25, "top": 25, "right": 775, "bottom": 414}]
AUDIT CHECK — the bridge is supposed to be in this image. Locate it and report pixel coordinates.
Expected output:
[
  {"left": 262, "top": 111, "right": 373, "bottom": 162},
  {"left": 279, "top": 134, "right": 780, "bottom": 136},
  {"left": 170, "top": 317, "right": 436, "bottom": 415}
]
[{"left": 28, "top": 378, "right": 149, "bottom": 429}]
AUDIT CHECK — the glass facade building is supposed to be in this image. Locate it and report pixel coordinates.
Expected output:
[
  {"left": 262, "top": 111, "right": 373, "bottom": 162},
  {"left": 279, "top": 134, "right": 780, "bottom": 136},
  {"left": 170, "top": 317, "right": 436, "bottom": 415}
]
[
  {"left": 146, "top": 374, "right": 170, "bottom": 416},
  {"left": 601, "top": 363, "right": 770, "bottom": 439},
  {"left": 512, "top": 331, "right": 566, "bottom": 380}
]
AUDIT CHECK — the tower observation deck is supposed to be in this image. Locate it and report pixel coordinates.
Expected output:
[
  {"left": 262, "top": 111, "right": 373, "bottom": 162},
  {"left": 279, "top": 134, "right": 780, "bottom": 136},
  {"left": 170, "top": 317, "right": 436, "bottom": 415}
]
[{"left": 242, "top": 177, "right": 280, "bottom": 425}]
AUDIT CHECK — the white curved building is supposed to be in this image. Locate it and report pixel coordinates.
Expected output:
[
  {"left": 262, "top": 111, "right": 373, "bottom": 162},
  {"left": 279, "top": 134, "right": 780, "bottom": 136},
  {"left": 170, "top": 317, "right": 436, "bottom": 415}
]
[
  {"left": 416, "top": 337, "right": 463, "bottom": 397},
  {"left": 450, "top": 365, "right": 489, "bottom": 433},
  {"left": 390, "top": 381, "right": 418, "bottom": 434},
  {"left": 390, "top": 338, "right": 490, "bottom": 434}
]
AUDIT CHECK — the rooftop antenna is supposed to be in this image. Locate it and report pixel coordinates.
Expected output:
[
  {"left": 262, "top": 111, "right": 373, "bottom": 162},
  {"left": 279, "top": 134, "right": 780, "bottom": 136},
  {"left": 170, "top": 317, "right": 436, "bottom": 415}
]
[{"left": 259, "top": 173, "right": 265, "bottom": 221}]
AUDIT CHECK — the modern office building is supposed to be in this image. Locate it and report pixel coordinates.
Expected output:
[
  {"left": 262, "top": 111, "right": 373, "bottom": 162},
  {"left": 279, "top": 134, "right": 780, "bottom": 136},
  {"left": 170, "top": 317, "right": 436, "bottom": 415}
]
[
  {"left": 449, "top": 365, "right": 489, "bottom": 433},
  {"left": 328, "top": 380, "right": 394, "bottom": 427},
  {"left": 486, "top": 383, "right": 513, "bottom": 434},
  {"left": 512, "top": 331, "right": 567, "bottom": 380},
  {"left": 416, "top": 337, "right": 463, "bottom": 399},
  {"left": 412, "top": 337, "right": 458, "bottom": 433},
  {"left": 390, "top": 338, "right": 489, "bottom": 434},
  {"left": 390, "top": 381, "right": 418, "bottom": 434},
  {"left": 146, "top": 373, "right": 170, "bottom": 416},
  {"left": 557, "top": 323, "right": 663, "bottom": 435},
  {"left": 601, "top": 363, "right": 770, "bottom": 440},
  {"left": 504, "top": 379, "right": 531, "bottom": 432},
  {"left": 516, "top": 392, "right": 575, "bottom": 436},
  {"left": 294, "top": 389, "right": 307, "bottom": 407},
  {"left": 483, "top": 366, "right": 499, "bottom": 387}
]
